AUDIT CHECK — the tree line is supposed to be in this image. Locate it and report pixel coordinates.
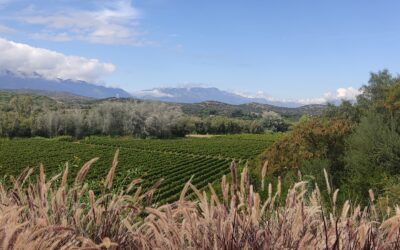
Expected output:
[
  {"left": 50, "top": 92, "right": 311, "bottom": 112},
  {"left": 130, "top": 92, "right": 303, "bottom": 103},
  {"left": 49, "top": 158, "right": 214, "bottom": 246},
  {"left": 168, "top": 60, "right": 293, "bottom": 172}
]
[{"left": 0, "top": 98, "right": 289, "bottom": 138}]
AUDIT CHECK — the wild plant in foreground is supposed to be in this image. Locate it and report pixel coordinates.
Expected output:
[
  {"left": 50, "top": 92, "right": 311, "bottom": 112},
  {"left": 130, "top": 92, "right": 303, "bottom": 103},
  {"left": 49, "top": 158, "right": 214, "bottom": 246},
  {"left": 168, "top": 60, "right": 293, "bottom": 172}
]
[
  {"left": 0, "top": 150, "right": 161, "bottom": 249},
  {"left": 0, "top": 151, "right": 400, "bottom": 249}
]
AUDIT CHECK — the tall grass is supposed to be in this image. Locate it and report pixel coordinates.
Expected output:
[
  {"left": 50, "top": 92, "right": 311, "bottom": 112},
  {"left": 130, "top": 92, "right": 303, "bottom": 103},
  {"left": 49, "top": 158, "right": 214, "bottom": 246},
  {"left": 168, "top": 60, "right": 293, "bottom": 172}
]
[{"left": 0, "top": 152, "right": 399, "bottom": 249}]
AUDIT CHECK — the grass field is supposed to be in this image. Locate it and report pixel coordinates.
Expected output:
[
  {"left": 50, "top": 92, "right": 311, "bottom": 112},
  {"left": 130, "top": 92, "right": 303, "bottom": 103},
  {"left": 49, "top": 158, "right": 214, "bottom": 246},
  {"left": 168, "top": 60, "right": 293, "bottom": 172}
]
[{"left": 0, "top": 133, "right": 281, "bottom": 203}]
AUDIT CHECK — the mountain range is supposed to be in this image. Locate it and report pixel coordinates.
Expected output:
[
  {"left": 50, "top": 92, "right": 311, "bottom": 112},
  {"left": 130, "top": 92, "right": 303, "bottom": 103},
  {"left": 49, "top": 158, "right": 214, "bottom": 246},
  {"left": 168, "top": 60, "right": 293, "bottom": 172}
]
[
  {"left": 0, "top": 71, "right": 325, "bottom": 108},
  {"left": 0, "top": 71, "right": 131, "bottom": 99},
  {"left": 134, "top": 87, "right": 306, "bottom": 107}
]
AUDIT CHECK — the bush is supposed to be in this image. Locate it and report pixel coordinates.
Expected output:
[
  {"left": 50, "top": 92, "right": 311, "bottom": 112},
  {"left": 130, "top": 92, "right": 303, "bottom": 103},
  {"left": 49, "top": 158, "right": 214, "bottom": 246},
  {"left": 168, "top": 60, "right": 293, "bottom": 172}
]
[{"left": 260, "top": 118, "right": 354, "bottom": 175}]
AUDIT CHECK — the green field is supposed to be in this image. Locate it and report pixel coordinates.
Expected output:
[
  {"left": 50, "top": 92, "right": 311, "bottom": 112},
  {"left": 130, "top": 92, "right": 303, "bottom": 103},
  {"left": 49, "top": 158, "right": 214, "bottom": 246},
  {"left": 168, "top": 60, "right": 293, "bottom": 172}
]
[{"left": 0, "top": 133, "right": 281, "bottom": 203}]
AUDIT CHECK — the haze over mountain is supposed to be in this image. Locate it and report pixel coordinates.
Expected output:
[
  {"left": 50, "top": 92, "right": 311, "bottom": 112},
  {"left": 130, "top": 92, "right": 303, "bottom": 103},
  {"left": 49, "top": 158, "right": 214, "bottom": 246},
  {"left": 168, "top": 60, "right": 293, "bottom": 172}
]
[
  {"left": 0, "top": 71, "right": 131, "bottom": 99},
  {"left": 133, "top": 87, "right": 326, "bottom": 108}
]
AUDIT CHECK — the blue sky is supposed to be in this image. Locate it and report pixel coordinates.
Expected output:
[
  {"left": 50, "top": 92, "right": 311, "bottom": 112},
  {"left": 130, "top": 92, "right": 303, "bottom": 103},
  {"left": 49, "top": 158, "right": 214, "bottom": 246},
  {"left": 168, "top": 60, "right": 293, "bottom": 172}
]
[{"left": 0, "top": 0, "right": 399, "bottom": 102}]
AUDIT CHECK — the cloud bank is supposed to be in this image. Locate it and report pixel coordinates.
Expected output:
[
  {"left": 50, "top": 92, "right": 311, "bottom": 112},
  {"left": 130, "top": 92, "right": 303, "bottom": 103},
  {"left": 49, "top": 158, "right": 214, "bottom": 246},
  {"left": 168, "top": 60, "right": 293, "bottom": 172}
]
[
  {"left": 20, "top": 0, "right": 144, "bottom": 45},
  {"left": 135, "top": 89, "right": 174, "bottom": 98},
  {"left": 236, "top": 87, "right": 361, "bottom": 105},
  {"left": 297, "top": 87, "right": 361, "bottom": 105},
  {"left": 0, "top": 38, "right": 115, "bottom": 83}
]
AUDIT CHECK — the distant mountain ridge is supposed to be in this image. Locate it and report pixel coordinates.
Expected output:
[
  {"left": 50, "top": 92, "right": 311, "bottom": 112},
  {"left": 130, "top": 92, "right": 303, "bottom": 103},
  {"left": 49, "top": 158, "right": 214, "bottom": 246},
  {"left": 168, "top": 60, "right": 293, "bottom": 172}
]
[
  {"left": 0, "top": 70, "right": 328, "bottom": 108},
  {"left": 133, "top": 87, "right": 310, "bottom": 108},
  {"left": 0, "top": 71, "right": 131, "bottom": 99}
]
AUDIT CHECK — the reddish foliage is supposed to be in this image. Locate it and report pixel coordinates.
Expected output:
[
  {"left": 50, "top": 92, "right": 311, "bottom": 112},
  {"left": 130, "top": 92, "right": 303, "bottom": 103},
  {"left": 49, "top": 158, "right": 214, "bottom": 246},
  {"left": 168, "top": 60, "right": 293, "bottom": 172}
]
[{"left": 261, "top": 118, "right": 354, "bottom": 173}]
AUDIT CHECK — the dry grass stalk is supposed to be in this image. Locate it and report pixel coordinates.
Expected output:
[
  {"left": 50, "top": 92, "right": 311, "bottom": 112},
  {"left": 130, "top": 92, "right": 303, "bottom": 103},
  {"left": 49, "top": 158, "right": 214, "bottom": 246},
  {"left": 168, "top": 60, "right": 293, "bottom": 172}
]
[
  {"left": 261, "top": 160, "right": 268, "bottom": 191},
  {"left": 105, "top": 149, "right": 119, "bottom": 190}
]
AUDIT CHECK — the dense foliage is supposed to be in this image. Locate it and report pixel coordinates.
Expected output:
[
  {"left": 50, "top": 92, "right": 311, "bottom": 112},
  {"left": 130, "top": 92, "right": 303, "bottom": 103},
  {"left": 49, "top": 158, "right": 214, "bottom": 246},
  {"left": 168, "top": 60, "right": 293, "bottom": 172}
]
[{"left": 261, "top": 118, "right": 354, "bottom": 174}]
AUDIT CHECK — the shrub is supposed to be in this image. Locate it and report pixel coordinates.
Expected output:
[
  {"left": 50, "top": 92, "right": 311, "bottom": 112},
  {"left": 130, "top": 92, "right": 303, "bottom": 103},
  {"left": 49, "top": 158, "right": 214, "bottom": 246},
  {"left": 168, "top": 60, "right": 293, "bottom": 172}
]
[{"left": 260, "top": 118, "right": 354, "bottom": 175}]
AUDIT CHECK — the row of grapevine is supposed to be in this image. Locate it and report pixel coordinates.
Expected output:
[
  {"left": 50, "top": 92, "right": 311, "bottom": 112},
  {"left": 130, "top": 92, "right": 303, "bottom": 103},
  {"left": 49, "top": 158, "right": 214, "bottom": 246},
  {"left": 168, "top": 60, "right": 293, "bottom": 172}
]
[
  {"left": 82, "top": 134, "right": 279, "bottom": 160},
  {"left": 0, "top": 138, "right": 232, "bottom": 202}
]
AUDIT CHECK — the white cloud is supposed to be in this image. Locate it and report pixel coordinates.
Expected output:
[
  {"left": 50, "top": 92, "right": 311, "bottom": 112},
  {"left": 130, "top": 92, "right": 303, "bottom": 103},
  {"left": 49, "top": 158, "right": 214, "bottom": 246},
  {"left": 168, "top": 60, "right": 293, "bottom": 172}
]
[
  {"left": 236, "top": 87, "right": 361, "bottom": 105},
  {"left": 134, "top": 89, "right": 174, "bottom": 98},
  {"left": 296, "top": 97, "right": 330, "bottom": 105},
  {"left": 0, "top": 37, "right": 115, "bottom": 83},
  {"left": 20, "top": 0, "right": 144, "bottom": 45},
  {"left": 297, "top": 87, "right": 362, "bottom": 105},
  {"left": 334, "top": 87, "right": 361, "bottom": 100},
  {"left": 234, "top": 90, "right": 274, "bottom": 100}
]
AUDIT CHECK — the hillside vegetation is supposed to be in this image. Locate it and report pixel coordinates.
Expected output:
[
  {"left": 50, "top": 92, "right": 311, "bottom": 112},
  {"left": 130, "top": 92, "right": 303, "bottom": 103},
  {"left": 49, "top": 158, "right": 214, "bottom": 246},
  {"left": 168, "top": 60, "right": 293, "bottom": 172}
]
[{"left": 258, "top": 70, "right": 400, "bottom": 206}]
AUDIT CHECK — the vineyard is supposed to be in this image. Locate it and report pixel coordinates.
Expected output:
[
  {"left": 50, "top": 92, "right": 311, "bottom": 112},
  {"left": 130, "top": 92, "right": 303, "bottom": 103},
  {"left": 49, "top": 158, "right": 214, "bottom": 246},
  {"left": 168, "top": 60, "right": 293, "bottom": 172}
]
[
  {"left": 82, "top": 133, "right": 282, "bottom": 160},
  {"left": 0, "top": 134, "right": 280, "bottom": 203}
]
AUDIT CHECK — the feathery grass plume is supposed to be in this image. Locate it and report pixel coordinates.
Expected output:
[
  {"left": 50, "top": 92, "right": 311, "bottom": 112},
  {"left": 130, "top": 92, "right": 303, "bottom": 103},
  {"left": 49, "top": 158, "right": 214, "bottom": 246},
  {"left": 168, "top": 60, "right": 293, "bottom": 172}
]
[
  {"left": 104, "top": 149, "right": 119, "bottom": 190},
  {"left": 369, "top": 189, "right": 378, "bottom": 220},
  {"left": 297, "top": 169, "right": 302, "bottom": 181},
  {"left": 268, "top": 182, "right": 272, "bottom": 200},
  {"left": 341, "top": 200, "right": 350, "bottom": 219},
  {"left": 126, "top": 177, "right": 142, "bottom": 193},
  {"left": 277, "top": 176, "right": 281, "bottom": 197},
  {"left": 240, "top": 166, "right": 249, "bottom": 195},
  {"left": 208, "top": 183, "right": 221, "bottom": 207},
  {"left": 17, "top": 167, "right": 33, "bottom": 188},
  {"left": 221, "top": 175, "right": 229, "bottom": 204},
  {"left": 1, "top": 153, "right": 400, "bottom": 249},
  {"left": 332, "top": 189, "right": 339, "bottom": 215},
  {"left": 180, "top": 176, "right": 193, "bottom": 203},
  {"left": 75, "top": 157, "right": 99, "bottom": 186},
  {"left": 230, "top": 161, "right": 238, "bottom": 197},
  {"left": 261, "top": 160, "right": 268, "bottom": 191},
  {"left": 369, "top": 189, "right": 375, "bottom": 203},
  {"left": 323, "top": 168, "right": 331, "bottom": 195},
  {"left": 61, "top": 163, "right": 68, "bottom": 189}
]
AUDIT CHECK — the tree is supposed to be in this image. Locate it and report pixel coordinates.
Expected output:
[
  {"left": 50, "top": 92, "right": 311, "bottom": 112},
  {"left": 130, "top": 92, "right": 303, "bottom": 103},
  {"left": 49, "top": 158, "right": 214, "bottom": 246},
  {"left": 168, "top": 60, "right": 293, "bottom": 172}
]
[
  {"left": 261, "top": 111, "right": 289, "bottom": 132},
  {"left": 9, "top": 96, "right": 33, "bottom": 117},
  {"left": 357, "top": 70, "right": 400, "bottom": 114},
  {"left": 249, "top": 120, "right": 264, "bottom": 133},
  {"left": 323, "top": 101, "right": 361, "bottom": 123}
]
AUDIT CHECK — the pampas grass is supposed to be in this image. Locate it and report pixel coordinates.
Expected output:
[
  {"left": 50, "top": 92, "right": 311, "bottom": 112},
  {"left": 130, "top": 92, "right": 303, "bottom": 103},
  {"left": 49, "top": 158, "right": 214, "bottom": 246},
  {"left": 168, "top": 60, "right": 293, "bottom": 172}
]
[{"left": 0, "top": 152, "right": 399, "bottom": 249}]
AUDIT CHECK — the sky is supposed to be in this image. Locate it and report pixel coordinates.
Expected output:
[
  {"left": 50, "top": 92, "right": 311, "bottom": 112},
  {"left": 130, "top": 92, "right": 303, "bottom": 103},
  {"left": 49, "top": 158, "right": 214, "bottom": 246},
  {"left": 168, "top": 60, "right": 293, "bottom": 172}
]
[{"left": 0, "top": 0, "right": 400, "bottom": 103}]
